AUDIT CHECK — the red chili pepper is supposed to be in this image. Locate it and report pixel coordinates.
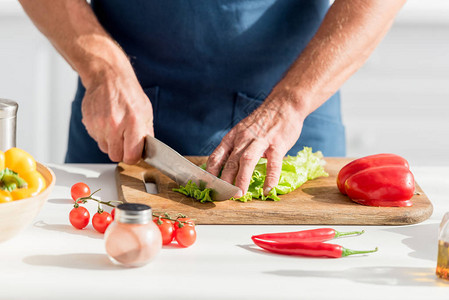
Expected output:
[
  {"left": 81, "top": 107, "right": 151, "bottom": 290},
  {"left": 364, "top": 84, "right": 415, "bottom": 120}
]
[
  {"left": 252, "top": 228, "right": 364, "bottom": 243},
  {"left": 337, "top": 154, "right": 409, "bottom": 195},
  {"left": 345, "top": 165, "right": 414, "bottom": 207},
  {"left": 252, "top": 237, "right": 378, "bottom": 258}
]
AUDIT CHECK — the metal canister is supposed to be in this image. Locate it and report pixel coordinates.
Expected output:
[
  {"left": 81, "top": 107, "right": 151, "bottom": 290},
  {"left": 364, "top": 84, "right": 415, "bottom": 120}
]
[{"left": 0, "top": 99, "right": 18, "bottom": 151}]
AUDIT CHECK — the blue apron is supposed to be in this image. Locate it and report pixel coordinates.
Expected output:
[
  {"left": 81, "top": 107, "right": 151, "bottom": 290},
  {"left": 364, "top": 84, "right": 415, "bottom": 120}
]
[{"left": 66, "top": 0, "right": 346, "bottom": 163}]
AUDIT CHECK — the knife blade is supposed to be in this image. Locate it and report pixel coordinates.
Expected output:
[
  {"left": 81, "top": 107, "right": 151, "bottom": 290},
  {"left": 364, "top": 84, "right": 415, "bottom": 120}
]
[{"left": 142, "top": 135, "right": 240, "bottom": 201}]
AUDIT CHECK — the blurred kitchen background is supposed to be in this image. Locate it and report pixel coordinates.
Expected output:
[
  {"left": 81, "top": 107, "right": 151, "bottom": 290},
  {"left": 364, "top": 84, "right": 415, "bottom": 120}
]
[{"left": 0, "top": 0, "right": 448, "bottom": 166}]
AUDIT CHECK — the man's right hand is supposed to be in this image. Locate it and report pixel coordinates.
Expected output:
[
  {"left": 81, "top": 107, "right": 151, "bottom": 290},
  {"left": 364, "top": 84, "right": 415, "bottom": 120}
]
[
  {"left": 18, "top": 0, "right": 154, "bottom": 165},
  {"left": 81, "top": 70, "right": 154, "bottom": 165}
]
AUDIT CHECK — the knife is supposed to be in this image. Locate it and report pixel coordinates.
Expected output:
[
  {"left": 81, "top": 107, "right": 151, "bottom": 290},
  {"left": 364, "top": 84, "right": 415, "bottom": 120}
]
[{"left": 142, "top": 135, "right": 240, "bottom": 201}]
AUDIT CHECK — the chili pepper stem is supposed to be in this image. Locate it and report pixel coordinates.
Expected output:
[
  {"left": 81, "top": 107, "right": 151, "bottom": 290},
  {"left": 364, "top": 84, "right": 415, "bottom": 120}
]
[
  {"left": 334, "top": 230, "right": 365, "bottom": 239},
  {"left": 342, "top": 246, "right": 378, "bottom": 257}
]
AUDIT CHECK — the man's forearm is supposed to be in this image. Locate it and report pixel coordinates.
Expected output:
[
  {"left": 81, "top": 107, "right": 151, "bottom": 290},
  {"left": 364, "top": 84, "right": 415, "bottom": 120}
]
[
  {"left": 19, "top": 0, "right": 132, "bottom": 89},
  {"left": 279, "top": 0, "right": 406, "bottom": 115},
  {"left": 20, "top": 0, "right": 155, "bottom": 164}
]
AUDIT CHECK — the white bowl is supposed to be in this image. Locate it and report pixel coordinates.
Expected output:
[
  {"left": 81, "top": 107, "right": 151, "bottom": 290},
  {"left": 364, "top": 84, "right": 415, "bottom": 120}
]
[{"left": 0, "top": 162, "right": 55, "bottom": 243}]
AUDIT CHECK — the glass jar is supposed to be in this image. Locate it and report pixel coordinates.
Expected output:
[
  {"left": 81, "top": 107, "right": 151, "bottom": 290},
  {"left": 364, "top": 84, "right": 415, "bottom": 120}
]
[
  {"left": 436, "top": 212, "right": 449, "bottom": 280},
  {"left": 104, "top": 203, "right": 162, "bottom": 267},
  {"left": 0, "top": 98, "right": 18, "bottom": 151}
]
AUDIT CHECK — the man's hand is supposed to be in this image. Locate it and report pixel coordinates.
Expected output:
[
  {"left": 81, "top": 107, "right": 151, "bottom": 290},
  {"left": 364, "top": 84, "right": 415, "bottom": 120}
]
[
  {"left": 206, "top": 88, "right": 305, "bottom": 198},
  {"left": 207, "top": 0, "right": 406, "bottom": 196},
  {"left": 18, "top": 0, "right": 155, "bottom": 164},
  {"left": 81, "top": 72, "right": 153, "bottom": 164}
]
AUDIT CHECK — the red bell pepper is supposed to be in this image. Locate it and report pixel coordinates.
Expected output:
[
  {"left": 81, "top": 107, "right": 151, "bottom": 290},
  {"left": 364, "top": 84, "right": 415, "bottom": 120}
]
[
  {"left": 252, "top": 228, "right": 364, "bottom": 243},
  {"left": 344, "top": 165, "right": 415, "bottom": 207},
  {"left": 252, "top": 237, "right": 378, "bottom": 258},
  {"left": 337, "top": 153, "right": 409, "bottom": 195}
]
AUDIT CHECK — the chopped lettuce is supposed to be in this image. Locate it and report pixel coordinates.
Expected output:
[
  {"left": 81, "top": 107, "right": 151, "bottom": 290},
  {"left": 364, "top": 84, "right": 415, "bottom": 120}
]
[
  {"left": 172, "top": 147, "right": 328, "bottom": 202},
  {"left": 233, "top": 147, "right": 328, "bottom": 201},
  {"left": 172, "top": 180, "right": 213, "bottom": 203}
]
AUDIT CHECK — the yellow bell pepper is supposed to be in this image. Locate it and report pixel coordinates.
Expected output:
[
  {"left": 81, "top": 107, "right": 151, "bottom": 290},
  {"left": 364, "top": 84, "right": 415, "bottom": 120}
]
[
  {"left": 0, "top": 148, "right": 46, "bottom": 201},
  {"left": 5, "top": 147, "right": 36, "bottom": 175},
  {"left": 0, "top": 189, "right": 13, "bottom": 203},
  {"left": 10, "top": 170, "right": 46, "bottom": 199}
]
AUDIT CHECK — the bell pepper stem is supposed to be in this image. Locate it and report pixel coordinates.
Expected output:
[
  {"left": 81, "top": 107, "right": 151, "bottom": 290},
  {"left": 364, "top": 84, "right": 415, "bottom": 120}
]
[
  {"left": 0, "top": 168, "right": 28, "bottom": 191},
  {"left": 342, "top": 246, "right": 378, "bottom": 257},
  {"left": 334, "top": 230, "right": 365, "bottom": 238}
]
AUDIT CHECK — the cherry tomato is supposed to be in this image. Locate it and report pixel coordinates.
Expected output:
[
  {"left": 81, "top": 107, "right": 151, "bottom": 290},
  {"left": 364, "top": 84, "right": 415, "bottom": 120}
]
[
  {"left": 69, "top": 206, "right": 90, "bottom": 229},
  {"left": 92, "top": 211, "right": 113, "bottom": 233},
  {"left": 175, "top": 226, "right": 197, "bottom": 247},
  {"left": 153, "top": 217, "right": 175, "bottom": 245},
  {"left": 174, "top": 217, "right": 195, "bottom": 229},
  {"left": 111, "top": 208, "right": 116, "bottom": 220},
  {"left": 71, "top": 182, "right": 91, "bottom": 202}
]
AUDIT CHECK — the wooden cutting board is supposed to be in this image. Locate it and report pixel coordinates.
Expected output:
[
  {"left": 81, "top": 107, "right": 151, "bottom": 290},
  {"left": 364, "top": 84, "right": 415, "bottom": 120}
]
[{"left": 115, "top": 157, "right": 433, "bottom": 225}]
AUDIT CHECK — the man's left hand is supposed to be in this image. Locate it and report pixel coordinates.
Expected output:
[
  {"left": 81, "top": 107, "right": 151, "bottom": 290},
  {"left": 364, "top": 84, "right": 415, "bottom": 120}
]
[{"left": 206, "top": 88, "right": 306, "bottom": 198}]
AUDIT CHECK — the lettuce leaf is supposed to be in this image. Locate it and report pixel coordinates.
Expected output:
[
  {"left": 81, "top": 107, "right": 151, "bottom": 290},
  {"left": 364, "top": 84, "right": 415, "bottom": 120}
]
[
  {"left": 172, "top": 180, "right": 213, "bottom": 203},
  {"left": 172, "top": 147, "right": 328, "bottom": 202}
]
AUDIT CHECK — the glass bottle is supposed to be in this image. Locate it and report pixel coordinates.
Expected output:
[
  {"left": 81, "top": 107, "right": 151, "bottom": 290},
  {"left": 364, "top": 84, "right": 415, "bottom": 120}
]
[
  {"left": 104, "top": 203, "right": 162, "bottom": 267},
  {"left": 436, "top": 212, "right": 449, "bottom": 280}
]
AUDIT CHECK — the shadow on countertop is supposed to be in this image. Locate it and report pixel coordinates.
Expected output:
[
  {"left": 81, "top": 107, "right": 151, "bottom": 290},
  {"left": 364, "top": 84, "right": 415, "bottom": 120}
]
[
  {"left": 383, "top": 223, "right": 439, "bottom": 262},
  {"left": 33, "top": 220, "right": 103, "bottom": 240},
  {"left": 23, "top": 253, "right": 121, "bottom": 271},
  {"left": 264, "top": 266, "right": 449, "bottom": 287},
  {"left": 238, "top": 244, "right": 448, "bottom": 287}
]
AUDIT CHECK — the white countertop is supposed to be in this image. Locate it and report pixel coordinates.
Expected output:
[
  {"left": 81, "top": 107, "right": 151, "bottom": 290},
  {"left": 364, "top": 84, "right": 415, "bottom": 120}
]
[{"left": 1, "top": 163, "right": 449, "bottom": 300}]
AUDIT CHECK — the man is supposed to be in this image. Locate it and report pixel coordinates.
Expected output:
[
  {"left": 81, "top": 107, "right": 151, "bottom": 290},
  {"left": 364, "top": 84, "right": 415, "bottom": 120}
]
[{"left": 19, "top": 0, "right": 405, "bottom": 198}]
